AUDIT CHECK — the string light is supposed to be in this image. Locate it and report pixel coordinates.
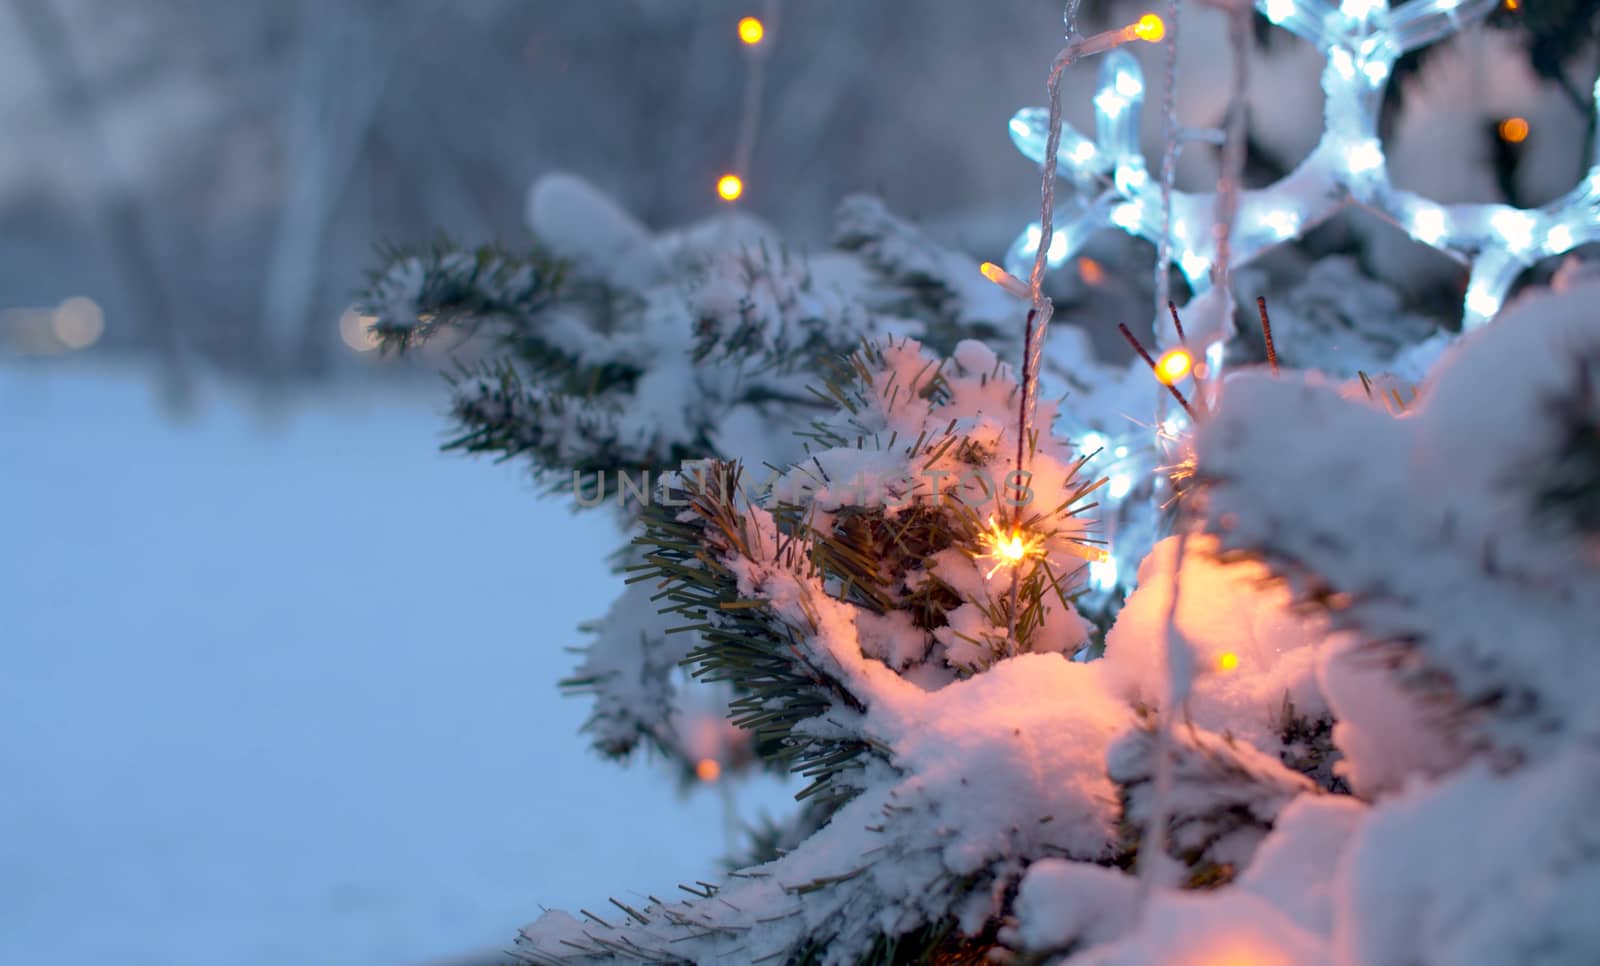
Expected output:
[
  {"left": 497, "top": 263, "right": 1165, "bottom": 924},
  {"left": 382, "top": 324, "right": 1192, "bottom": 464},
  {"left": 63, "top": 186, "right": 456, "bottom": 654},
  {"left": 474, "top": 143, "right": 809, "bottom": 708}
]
[
  {"left": 720, "top": 3, "right": 780, "bottom": 204},
  {"left": 1003, "top": 0, "right": 1600, "bottom": 332},
  {"left": 696, "top": 758, "right": 722, "bottom": 782},
  {"left": 1216, "top": 651, "right": 1240, "bottom": 672},
  {"left": 1499, "top": 116, "right": 1529, "bottom": 143},
  {"left": 1078, "top": 256, "right": 1107, "bottom": 284},
  {"left": 1133, "top": 13, "right": 1166, "bottom": 42},
  {"left": 1155, "top": 347, "right": 1192, "bottom": 384},
  {"left": 980, "top": 261, "right": 1033, "bottom": 300},
  {"left": 1089, "top": 557, "right": 1120, "bottom": 591},
  {"left": 1071, "top": 12, "right": 1169, "bottom": 59}
]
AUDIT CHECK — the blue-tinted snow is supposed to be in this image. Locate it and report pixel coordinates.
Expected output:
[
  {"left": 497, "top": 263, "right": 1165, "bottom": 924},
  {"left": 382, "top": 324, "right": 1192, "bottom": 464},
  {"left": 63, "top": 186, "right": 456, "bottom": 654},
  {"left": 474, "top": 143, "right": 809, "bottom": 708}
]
[{"left": 0, "top": 362, "right": 790, "bottom": 966}]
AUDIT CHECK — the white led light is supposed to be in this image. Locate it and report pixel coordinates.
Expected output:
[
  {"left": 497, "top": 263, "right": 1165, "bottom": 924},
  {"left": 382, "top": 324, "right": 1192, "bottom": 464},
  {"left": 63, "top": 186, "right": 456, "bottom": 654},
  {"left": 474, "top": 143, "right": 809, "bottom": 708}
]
[
  {"left": 1108, "top": 474, "right": 1132, "bottom": 500},
  {"left": 1260, "top": 208, "right": 1301, "bottom": 239},
  {"left": 1179, "top": 250, "right": 1211, "bottom": 281},
  {"left": 1093, "top": 90, "right": 1128, "bottom": 117},
  {"left": 1465, "top": 285, "right": 1501, "bottom": 319},
  {"left": 1490, "top": 208, "right": 1537, "bottom": 255},
  {"left": 1079, "top": 432, "right": 1107, "bottom": 455},
  {"left": 1047, "top": 231, "right": 1069, "bottom": 261},
  {"left": 1113, "top": 445, "right": 1129, "bottom": 459},
  {"left": 1264, "top": 0, "right": 1297, "bottom": 24},
  {"left": 1410, "top": 204, "right": 1449, "bottom": 245},
  {"left": 1003, "top": 0, "right": 1579, "bottom": 342},
  {"left": 1329, "top": 48, "right": 1357, "bottom": 80},
  {"left": 1090, "top": 557, "right": 1119, "bottom": 591},
  {"left": 1346, "top": 139, "right": 1385, "bottom": 174}
]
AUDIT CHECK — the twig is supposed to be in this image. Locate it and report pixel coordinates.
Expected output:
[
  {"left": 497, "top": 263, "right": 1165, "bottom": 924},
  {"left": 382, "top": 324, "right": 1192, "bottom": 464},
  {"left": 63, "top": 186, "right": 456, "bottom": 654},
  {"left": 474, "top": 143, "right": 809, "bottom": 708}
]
[{"left": 1256, "top": 296, "right": 1279, "bottom": 375}]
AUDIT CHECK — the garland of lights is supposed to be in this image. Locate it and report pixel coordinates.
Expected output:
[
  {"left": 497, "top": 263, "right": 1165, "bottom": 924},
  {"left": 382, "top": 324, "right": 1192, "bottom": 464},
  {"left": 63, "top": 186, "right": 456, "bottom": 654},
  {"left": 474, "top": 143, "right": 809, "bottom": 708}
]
[
  {"left": 990, "top": 0, "right": 1600, "bottom": 600},
  {"left": 1005, "top": 0, "right": 1600, "bottom": 334},
  {"left": 716, "top": 5, "right": 781, "bottom": 203}
]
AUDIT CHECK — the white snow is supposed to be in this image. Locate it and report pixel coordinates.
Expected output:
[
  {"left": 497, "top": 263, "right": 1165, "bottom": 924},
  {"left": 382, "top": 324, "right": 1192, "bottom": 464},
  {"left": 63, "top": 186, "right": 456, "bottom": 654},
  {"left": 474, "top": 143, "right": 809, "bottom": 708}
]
[
  {"left": 1195, "top": 283, "right": 1600, "bottom": 767},
  {"left": 1064, "top": 887, "right": 1331, "bottom": 966},
  {"left": 0, "top": 361, "right": 789, "bottom": 966},
  {"left": 1102, "top": 534, "right": 1329, "bottom": 755},
  {"left": 1237, "top": 794, "right": 1365, "bottom": 936},
  {"left": 1333, "top": 748, "right": 1600, "bottom": 966},
  {"left": 1010, "top": 860, "right": 1136, "bottom": 954}
]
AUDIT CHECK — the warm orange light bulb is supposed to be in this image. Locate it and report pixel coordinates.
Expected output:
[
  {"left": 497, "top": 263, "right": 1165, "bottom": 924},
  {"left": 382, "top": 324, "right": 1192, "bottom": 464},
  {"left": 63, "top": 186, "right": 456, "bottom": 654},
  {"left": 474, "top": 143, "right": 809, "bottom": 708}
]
[
  {"left": 979, "top": 261, "right": 1031, "bottom": 299},
  {"left": 1133, "top": 13, "right": 1165, "bottom": 42},
  {"left": 737, "top": 16, "right": 765, "bottom": 45},
  {"left": 716, "top": 173, "right": 744, "bottom": 201},
  {"left": 696, "top": 758, "right": 722, "bottom": 782},
  {"left": 1077, "top": 256, "right": 1106, "bottom": 285},
  {"left": 1504, "top": 0, "right": 1519, "bottom": 9},
  {"left": 1499, "top": 116, "right": 1529, "bottom": 143},
  {"left": 1216, "top": 651, "right": 1240, "bottom": 672},
  {"left": 1155, "top": 347, "right": 1193, "bottom": 385}
]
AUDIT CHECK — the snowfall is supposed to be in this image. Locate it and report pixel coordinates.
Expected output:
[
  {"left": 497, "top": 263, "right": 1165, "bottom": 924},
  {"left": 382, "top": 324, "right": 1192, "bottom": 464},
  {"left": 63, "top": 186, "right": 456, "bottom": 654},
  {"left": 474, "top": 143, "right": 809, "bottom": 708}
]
[{"left": 1, "top": 360, "right": 790, "bottom": 966}]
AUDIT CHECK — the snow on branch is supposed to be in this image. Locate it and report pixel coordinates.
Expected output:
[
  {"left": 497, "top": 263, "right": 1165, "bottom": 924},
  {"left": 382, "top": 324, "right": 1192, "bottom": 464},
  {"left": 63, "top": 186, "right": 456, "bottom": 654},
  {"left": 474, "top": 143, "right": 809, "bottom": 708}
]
[
  {"left": 1192, "top": 283, "right": 1600, "bottom": 769},
  {"left": 1109, "top": 720, "right": 1318, "bottom": 888},
  {"left": 360, "top": 177, "right": 1022, "bottom": 486}
]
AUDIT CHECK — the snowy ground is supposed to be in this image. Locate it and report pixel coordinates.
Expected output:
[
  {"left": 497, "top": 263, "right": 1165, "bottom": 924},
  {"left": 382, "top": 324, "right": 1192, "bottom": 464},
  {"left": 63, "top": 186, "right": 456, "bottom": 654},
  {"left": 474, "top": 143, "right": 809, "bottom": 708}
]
[{"left": 1, "top": 362, "right": 789, "bottom": 966}]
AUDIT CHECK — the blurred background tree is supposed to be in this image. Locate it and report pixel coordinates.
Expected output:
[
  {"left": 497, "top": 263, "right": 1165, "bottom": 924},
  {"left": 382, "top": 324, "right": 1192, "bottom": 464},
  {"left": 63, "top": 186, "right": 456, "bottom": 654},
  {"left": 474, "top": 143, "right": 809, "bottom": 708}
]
[{"left": 6, "top": 0, "right": 1589, "bottom": 396}]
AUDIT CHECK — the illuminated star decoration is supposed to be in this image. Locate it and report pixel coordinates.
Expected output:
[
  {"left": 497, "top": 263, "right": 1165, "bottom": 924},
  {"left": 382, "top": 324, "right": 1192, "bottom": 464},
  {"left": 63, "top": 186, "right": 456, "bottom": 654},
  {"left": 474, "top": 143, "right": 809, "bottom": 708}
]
[{"left": 1005, "top": 0, "right": 1600, "bottom": 332}]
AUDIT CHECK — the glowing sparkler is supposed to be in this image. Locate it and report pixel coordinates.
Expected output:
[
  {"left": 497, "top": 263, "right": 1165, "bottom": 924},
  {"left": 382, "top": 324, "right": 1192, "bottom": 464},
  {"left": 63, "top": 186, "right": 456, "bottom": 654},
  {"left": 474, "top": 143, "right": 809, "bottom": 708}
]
[{"left": 975, "top": 517, "right": 1048, "bottom": 579}]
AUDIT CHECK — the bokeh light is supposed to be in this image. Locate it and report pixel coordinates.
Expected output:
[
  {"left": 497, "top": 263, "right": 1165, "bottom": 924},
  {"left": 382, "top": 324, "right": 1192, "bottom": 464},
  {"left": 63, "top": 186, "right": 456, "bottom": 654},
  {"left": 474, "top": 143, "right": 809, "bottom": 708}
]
[
  {"left": 53, "top": 296, "right": 105, "bottom": 350},
  {"left": 338, "top": 307, "right": 380, "bottom": 352},
  {"left": 1498, "top": 116, "right": 1529, "bottom": 143}
]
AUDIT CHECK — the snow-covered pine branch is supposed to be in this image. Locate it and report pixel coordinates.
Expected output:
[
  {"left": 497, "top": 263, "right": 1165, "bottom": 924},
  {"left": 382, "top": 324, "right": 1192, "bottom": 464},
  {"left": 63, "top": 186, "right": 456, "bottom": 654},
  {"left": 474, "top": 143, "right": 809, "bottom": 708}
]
[
  {"left": 1192, "top": 283, "right": 1600, "bottom": 771},
  {"left": 359, "top": 175, "right": 1023, "bottom": 485},
  {"left": 360, "top": 177, "right": 1027, "bottom": 775}
]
